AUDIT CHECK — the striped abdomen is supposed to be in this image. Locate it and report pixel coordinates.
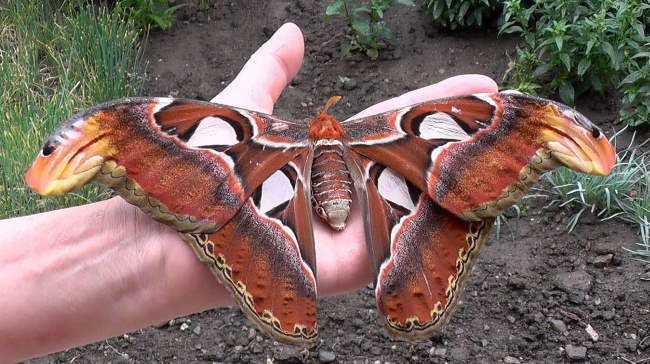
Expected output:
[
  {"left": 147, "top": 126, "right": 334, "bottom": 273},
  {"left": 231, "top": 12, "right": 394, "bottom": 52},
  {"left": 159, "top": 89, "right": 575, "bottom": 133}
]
[{"left": 311, "top": 141, "right": 352, "bottom": 230}]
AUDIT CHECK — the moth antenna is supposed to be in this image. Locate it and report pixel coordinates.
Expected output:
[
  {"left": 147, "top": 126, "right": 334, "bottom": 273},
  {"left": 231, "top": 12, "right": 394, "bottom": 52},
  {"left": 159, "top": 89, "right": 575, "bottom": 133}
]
[{"left": 318, "top": 95, "right": 342, "bottom": 115}]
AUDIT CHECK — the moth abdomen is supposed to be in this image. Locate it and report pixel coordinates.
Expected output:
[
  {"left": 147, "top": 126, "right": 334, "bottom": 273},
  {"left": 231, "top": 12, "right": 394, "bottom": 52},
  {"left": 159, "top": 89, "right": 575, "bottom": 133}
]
[{"left": 311, "top": 142, "right": 352, "bottom": 230}]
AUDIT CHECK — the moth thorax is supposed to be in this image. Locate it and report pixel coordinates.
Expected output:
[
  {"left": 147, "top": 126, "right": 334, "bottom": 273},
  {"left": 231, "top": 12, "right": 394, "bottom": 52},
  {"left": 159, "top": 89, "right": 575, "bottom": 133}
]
[{"left": 311, "top": 141, "right": 352, "bottom": 231}]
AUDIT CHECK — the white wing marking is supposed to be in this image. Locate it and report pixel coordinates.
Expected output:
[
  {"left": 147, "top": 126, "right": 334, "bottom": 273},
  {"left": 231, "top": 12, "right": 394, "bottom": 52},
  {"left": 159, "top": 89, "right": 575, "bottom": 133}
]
[
  {"left": 187, "top": 116, "right": 240, "bottom": 147},
  {"left": 419, "top": 112, "right": 470, "bottom": 141},
  {"left": 377, "top": 168, "right": 416, "bottom": 211},
  {"left": 259, "top": 170, "right": 294, "bottom": 214}
]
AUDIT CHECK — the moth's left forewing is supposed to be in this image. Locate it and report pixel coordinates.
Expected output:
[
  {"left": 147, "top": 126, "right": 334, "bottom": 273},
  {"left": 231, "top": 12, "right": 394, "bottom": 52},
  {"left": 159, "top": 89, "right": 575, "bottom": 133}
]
[
  {"left": 346, "top": 151, "right": 493, "bottom": 339},
  {"left": 345, "top": 92, "right": 614, "bottom": 221},
  {"left": 344, "top": 94, "right": 499, "bottom": 197},
  {"left": 181, "top": 151, "right": 318, "bottom": 344}
]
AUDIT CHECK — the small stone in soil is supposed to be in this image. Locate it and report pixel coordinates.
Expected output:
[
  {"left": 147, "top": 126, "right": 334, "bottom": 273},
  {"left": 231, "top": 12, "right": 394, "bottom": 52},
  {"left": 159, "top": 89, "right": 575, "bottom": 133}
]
[
  {"left": 247, "top": 328, "right": 256, "bottom": 341},
  {"left": 318, "top": 350, "right": 336, "bottom": 363},
  {"left": 592, "top": 241, "right": 615, "bottom": 255},
  {"left": 593, "top": 254, "right": 614, "bottom": 267},
  {"left": 568, "top": 293, "right": 585, "bottom": 304},
  {"left": 192, "top": 325, "right": 201, "bottom": 335},
  {"left": 623, "top": 338, "right": 638, "bottom": 352},
  {"left": 250, "top": 343, "right": 263, "bottom": 353},
  {"left": 595, "top": 310, "right": 615, "bottom": 320},
  {"left": 273, "top": 345, "right": 302, "bottom": 361},
  {"left": 550, "top": 319, "right": 567, "bottom": 333},
  {"left": 554, "top": 271, "right": 593, "bottom": 294},
  {"left": 429, "top": 347, "right": 447, "bottom": 357},
  {"left": 340, "top": 77, "right": 358, "bottom": 90},
  {"left": 507, "top": 276, "right": 527, "bottom": 290},
  {"left": 585, "top": 324, "right": 599, "bottom": 342},
  {"left": 503, "top": 356, "right": 521, "bottom": 364},
  {"left": 235, "top": 333, "right": 249, "bottom": 347},
  {"left": 565, "top": 345, "right": 587, "bottom": 360},
  {"left": 449, "top": 347, "right": 469, "bottom": 362}
]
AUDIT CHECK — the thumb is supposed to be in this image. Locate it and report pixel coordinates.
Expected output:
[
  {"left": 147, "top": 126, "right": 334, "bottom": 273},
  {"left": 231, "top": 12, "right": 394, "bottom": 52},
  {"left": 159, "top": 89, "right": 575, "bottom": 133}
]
[{"left": 212, "top": 23, "right": 304, "bottom": 114}]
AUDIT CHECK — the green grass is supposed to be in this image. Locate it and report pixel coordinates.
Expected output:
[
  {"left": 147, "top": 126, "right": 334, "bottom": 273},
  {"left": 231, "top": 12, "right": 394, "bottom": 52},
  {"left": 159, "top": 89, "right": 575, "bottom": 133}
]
[
  {"left": 621, "top": 158, "right": 650, "bottom": 259},
  {"left": 543, "top": 132, "right": 650, "bottom": 258},
  {"left": 0, "top": 1, "right": 144, "bottom": 218}
]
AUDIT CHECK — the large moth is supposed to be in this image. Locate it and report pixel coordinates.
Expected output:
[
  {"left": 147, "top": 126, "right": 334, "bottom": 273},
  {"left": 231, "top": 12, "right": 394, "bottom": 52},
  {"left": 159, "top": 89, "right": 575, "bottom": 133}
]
[{"left": 25, "top": 92, "right": 615, "bottom": 344}]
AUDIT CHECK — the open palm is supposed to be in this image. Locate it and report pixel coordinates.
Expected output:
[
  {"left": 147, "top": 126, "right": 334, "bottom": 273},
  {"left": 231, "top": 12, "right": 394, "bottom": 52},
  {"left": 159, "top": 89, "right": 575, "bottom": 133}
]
[{"left": 0, "top": 22, "right": 497, "bottom": 362}]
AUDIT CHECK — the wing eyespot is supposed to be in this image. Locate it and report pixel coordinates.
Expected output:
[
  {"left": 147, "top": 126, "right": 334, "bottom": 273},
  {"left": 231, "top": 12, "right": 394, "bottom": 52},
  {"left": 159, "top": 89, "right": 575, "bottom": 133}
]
[
  {"left": 42, "top": 139, "right": 57, "bottom": 156},
  {"left": 591, "top": 127, "right": 601, "bottom": 138}
]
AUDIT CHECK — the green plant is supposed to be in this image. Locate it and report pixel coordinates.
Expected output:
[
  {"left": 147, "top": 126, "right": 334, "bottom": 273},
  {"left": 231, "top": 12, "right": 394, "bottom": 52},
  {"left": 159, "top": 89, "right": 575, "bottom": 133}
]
[
  {"left": 116, "top": 0, "right": 184, "bottom": 31},
  {"left": 543, "top": 132, "right": 650, "bottom": 257},
  {"left": 500, "top": 0, "right": 650, "bottom": 126},
  {"left": 0, "top": 1, "right": 144, "bottom": 217},
  {"left": 621, "top": 158, "right": 650, "bottom": 258},
  {"left": 619, "top": 49, "right": 650, "bottom": 127},
  {"left": 423, "top": 0, "right": 499, "bottom": 29},
  {"left": 326, "top": 0, "right": 415, "bottom": 59}
]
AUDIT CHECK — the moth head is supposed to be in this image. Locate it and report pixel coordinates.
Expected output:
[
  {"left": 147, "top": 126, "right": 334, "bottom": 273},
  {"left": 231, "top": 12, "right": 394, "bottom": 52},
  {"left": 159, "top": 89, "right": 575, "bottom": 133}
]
[
  {"left": 520, "top": 96, "right": 616, "bottom": 176},
  {"left": 25, "top": 112, "right": 115, "bottom": 196}
]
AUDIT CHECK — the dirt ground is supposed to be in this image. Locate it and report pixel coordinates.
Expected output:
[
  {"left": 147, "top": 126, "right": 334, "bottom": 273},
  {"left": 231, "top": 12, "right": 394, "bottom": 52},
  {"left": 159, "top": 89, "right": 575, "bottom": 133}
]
[{"left": 28, "top": 1, "right": 649, "bottom": 363}]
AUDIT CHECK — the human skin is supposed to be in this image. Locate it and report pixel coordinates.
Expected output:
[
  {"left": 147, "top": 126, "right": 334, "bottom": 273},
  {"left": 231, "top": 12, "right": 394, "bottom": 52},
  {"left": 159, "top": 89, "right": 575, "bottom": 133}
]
[{"left": 0, "top": 23, "right": 497, "bottom": 363}]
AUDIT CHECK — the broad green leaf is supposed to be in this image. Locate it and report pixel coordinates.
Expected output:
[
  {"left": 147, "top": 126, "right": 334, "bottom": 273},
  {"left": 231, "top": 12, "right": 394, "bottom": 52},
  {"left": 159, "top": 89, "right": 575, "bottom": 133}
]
[
  {"left": 585, "top": 39, "right": 595, "bottom": 55},
  {"left": 632, "top": 22, "right": 645, "bottom": 38},
  {"left": 432, "top": 2, "right": 444, "bottom": 18},
  {"left": 532, "top": 63, "right": 552, "bottom": 78},
  {"left": 355, "top": 5, "right": 371, "bottom": 14},
  {"left": 620, "top": 70, "right": 642, "bottom": 86},
  {"left": 352, "top": 17, "right": 371, "bottom": 35},
  {"left": 458, "top": 2, "right": 470, "bottom": 19},
  {"left": 500, "top": 25, "right": 524, "bottom": 34},
  {"left": 577, "top": 58, "right": 591, "bottom": 76},
  {"left": 602, "top": 41, "right": 617, "bottom": 68},
  {"left": 560, "top": 53, "right": 571, "bottom": 71},
  {"left": 340, "top": 44, "right": 352, "bottom": 57},
  {"left": 590, "top": 75, "right": 603, "bottom": 92},
  {"left": 396, "top": 0, "right": 416, "bottom": 6},
  {"left": 632, "top": 52, "right": 650, "bottom": 59},
  {"left": 559, "top": 81, "right": 575, "bottom": 105},
  {"left": 326, "top": 0, "right": 344, "bottom": 16},
  {"left": 366, "top": 48, "right": 379, "bottom": 59}
]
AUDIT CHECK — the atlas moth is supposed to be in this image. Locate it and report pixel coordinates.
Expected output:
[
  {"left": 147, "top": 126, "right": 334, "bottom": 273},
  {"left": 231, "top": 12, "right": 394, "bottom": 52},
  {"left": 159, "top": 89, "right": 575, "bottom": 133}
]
[{"left": 26, "top": 91, "right": 615, "bottom": 343}]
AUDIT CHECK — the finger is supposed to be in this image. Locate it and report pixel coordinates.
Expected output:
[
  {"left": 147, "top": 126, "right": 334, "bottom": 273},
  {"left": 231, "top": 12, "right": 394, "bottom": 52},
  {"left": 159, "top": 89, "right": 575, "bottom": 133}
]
[
  {"left": 314, "top": 200, "right": 372, "bottom": 296},
  {"left": 212, "top": 23, "right": 304, "bottom": 113},
  {"left": 348, "top": 74, "right": 498, "bottom": 120}
]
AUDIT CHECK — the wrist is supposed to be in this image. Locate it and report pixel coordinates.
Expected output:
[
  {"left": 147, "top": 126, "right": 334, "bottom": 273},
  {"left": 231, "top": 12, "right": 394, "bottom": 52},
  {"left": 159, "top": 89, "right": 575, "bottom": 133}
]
[{"left": 0, "top": 197, "right": 230, "bottom": 362}]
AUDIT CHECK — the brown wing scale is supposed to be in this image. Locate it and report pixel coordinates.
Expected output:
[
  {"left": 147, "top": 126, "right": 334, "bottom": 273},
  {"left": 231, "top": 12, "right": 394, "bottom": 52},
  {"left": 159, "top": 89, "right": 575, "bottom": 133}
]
[
  {"left": 347, "top": 151, "right": 493, "bottom": 338},
  {"left": 345, "top": 92, "right": 615, "bottom": 221},
  {"left": 25, "top": 92, "right": 616, "bottom": 344},
  {"left": 182, "top": 151, "right": 318, "bottom": 343},
  {"left": 25, "top": 98, "right": 309, "bottom": 232}
]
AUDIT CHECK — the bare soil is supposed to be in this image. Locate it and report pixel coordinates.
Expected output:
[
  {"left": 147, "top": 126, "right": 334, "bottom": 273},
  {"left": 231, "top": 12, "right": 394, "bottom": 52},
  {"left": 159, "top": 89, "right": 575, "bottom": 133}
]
[{"left": 29, "top": 1, "right": 649, "bottom": 363}]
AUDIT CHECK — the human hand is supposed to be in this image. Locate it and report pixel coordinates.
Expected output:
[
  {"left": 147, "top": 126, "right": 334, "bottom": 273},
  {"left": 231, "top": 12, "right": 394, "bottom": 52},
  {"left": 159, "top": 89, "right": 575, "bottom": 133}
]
[{"left": 0, "top": 22, "right": 497, "bottom": 362}]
